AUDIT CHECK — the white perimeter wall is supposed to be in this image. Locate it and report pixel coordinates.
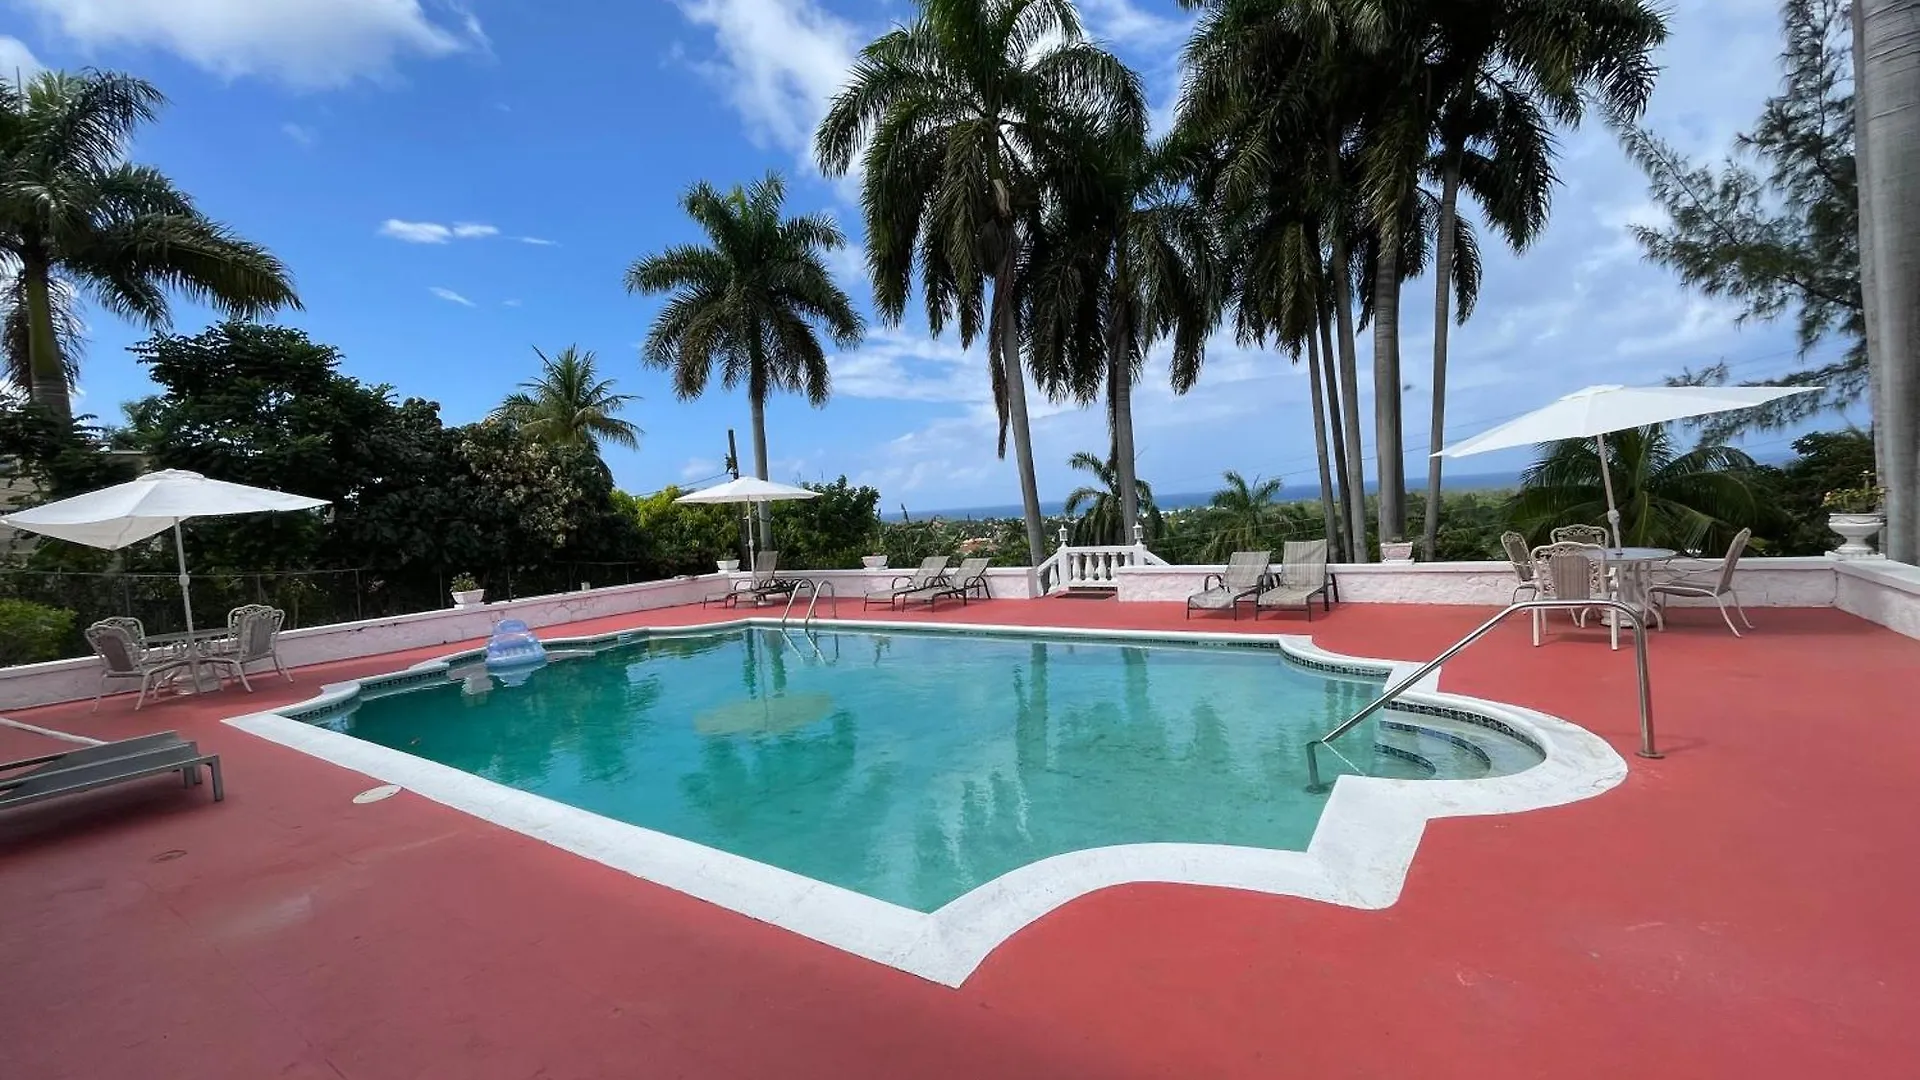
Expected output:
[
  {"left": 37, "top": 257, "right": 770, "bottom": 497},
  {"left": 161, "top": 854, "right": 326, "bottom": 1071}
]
[{"left": 0, "top": 560, "right": 1912, "bottom": 711}]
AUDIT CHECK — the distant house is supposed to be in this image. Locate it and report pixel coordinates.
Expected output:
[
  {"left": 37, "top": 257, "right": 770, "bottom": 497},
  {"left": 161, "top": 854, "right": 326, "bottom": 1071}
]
[
  {"left": 0, "top": 450, "right": 150, "bottom": 561},
  {"left": 957, "top": 536, "right": 998, "bottom": 555}
]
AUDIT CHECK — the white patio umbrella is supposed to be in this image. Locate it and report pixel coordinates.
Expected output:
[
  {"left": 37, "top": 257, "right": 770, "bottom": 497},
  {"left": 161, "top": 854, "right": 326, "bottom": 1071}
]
[
  {"left": 1434, "top": 384, "right": 1820, "bottom": 548},
  {"left": 1, "top": 470, "right": 329, "bottom": 663},
  {"left": 674, "top": 476, "right": 819, "bottom": 565}
]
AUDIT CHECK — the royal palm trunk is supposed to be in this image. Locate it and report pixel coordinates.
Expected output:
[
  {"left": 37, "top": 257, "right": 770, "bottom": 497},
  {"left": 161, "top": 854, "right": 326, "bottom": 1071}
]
[
  {"left": 1305, "top": 332, "right": 1340, "bottom": 555},
  {"left": 1423, "top": 157, "right": 1463, "bottom": 560},
  {"left": 21, "top": 256, "right": 73, "bottom": 421},
  {"left": 1318, "top": 309, "right": 1353, "bottom": 561},
  {"left": 1373, "top": 230, "right": 1406, "bottom": 544},
  {"left": 1858, "top": 0, "right": 1920, "bottom": 562},
  {"left": 995, "top": 252, "right": 1047, "bottom": 565}
]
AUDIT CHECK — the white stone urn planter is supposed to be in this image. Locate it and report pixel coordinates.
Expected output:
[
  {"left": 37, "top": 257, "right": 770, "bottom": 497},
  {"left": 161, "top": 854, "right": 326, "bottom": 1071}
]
[
  {"left": 716, "top": 558, "right": 740, "bottom": 574},
  {"left": 451, "top": 588, "right": 486, "bottom": 608},
  {"left": 860, "top": 554, "right": 889, "bottom": 570},
  {"left": 1827, "top": 512, "right": 1886, "bottom": 559},
  {"left": 1380, "top": 541, "right": 1415, "bottom": 565}
]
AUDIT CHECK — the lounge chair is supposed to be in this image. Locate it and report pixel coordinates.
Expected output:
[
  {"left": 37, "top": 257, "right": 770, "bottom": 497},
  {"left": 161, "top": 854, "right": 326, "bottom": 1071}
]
[
  {"left": 201, "top": 605, "right": 292, "bottom": 690},
  {"left": 863, "top": 556, "right": 951, "bottom": 609},
  {"left": 0, "top": 733, "right": 223, "bottom": 810},
  {"left": 902, "top": 557, "right": 991, "bottom": 609},
  {"left": 84, "top": 621, "right": 195, "bottom": 711},
  {"left": 1646, "top": 528, "right": 1754, "bottom": 637},
  {"left": 939, "top": 557, "right": 993, "bottom": 604},
  {"left": 702, "top": 551, "right": 797, "bottom": 608},
  {"left": 1185, "top": 550, "right": 1271, "bottom": 620},
  {"left": 1501, "top": 530, "right": 1538, "bottom": 604},
  {"left": 1250, "top": 540, "right": 1332, "bottom": 620},
  {"left": 1550, "top": 524, "right": 1611, "bottom": 547},
  {"left": 1531, "top": 541, "right": 1616, "bottom": 650}
]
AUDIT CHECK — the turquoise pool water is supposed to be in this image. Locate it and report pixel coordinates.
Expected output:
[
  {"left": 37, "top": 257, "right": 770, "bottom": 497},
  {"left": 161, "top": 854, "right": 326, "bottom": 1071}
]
[{"left": 319, "top": 627, "right": 1527, "bottom": 911}]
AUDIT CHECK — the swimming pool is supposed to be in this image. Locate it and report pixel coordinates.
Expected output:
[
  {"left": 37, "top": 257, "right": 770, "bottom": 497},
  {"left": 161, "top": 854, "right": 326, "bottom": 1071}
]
[{"left": 298, "top": 625, "right": 1543, "bottom": 912}]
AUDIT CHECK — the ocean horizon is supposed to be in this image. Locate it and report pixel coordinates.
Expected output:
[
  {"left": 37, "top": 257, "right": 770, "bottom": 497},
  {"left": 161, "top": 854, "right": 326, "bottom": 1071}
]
[{"left": 884, "top": 468, "right": 1523, "bottom": 522}]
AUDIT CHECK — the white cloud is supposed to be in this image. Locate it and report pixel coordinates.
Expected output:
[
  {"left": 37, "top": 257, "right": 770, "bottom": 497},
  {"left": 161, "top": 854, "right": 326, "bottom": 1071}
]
[
  {"left": 501, "top": 298, "right": 522, "bottom": 308},
  {"left": 0, "top": 36, "right": 44, "bottom": 81},
  {"left": 281, "top": 122, "right": 317, "bottom": 147},
  {"left": 378, "top": 219, "right": 501, "bottom": 243},
  {"left": 13, "top": 0, "right": 486, "bottom": 89},
  {"left": 514, "top": 235, "right": 557, "bottom": 246},
  {"left": 428, "top": 286, "right": 475, "bottom": 307},
  {"left": 670, "top": 0, "right": 859, "bottom": 164},
  {"left": 1081, "top": 0, "right": 1190, "bottom": 49},
  {"left": 680, "top": 457, "right": 722, "bottom": 481}
]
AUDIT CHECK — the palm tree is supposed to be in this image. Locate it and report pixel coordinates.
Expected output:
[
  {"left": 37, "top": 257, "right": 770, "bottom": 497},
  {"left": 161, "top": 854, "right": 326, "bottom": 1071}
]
[
  {"left": 1178, "top": 0, "right": 1374, "bottom": 558},
  {"left": 1417, "top": 0, "right": 1668, "bottom": 560},
  {"left": 1203, "top": 469, "right": 1284, "bottom": 561},
  {"left": 0, "top": 71, "right": 299, "bottom": 419},
  {"left": 626, "top": 172, "right": 863, "bottom": 549},
  {"left": 814, "top": 0, "right": 1145, "bottom": 565},
  {"left": 1029, "top": 134, "right": 1217, "bottom": 546},
  {"left": 1856, "top": 0, "right": 1918, "bottom": 562},
  {"left": 1062, "top": 449, "right": 1162, "bottom": 545},
  {"left": 1510, "top": 426, "right": 1759, "bottom": 554},
  {"left": 495, "top": 345, "right": 642, "bottom": 455}
]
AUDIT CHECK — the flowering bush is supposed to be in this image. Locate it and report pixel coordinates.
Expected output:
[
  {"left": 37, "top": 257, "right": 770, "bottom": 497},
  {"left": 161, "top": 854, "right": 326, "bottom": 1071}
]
[{"left": 1821, "top": 472, "right": 1885, "bottom": 514}]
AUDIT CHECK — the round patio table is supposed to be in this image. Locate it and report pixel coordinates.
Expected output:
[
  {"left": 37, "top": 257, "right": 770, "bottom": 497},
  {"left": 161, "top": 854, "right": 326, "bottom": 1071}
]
[{"left": 1602, "top": 547, "right": 1677, "bottom": 631}]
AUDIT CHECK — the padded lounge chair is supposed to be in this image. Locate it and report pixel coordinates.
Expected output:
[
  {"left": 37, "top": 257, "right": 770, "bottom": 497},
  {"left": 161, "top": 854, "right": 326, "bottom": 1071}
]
[
  {"left": 938, "top": 557, "right": 993, "bottom": 605},
  {"left": 901, "top": 557, "right": 990, "bottom": 609},
  {"left": 1186, "top": 550, "right": 1271, "bottom": 620},
  {"left": 863, "top": 556, "right": 951, "bottom": 609},
  {"left": 84, "top": 621, "right": 195, "bottom": 711},
  {"left": 0, "top": 731, "right": 224, "bottom": 810},
  {"left": 1251, "top": 540, "right": 1332, "bottom": 620},
  {"left": 1646, "top": 527, "right": 1754, "bottom": 637},
  {"left": 703, "top": 551, "right": 797, "bottom": 608}
]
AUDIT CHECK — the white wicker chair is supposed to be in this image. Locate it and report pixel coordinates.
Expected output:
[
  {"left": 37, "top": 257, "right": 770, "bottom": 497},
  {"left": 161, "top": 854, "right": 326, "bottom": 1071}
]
[
  {"left": 201, "top": 606, "right": 291, "bottom": 690},
  {"left": 83, "top": 621, "right": 194, "bottom": 711},
  {"left": 1550, "top": 524, "right": 1611, "bottom": 547},
  {"left": 1500, "top": 531, "right": 1537, "bottom": 604}
]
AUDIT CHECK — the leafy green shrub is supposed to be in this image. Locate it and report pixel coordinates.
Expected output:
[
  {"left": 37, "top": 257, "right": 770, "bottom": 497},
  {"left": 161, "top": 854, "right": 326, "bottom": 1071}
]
[{"left": 0, "top": 599, "right": 77, "bottom": 665}]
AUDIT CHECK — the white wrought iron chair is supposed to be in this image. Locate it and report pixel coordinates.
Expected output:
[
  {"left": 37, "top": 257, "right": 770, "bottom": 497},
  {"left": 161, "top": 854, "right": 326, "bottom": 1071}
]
[
  {"left": 201, "top": 606, "right": 291, "bottom": 690},
  {"left": 1550, "top": 524, "right": 1611, "bottom": 547},
  {"left": 1530, "top": 542, "right": 1617, "bottom": 651},
  {"left": 83, "top": 621, "right": 195, "bottom": 711}
]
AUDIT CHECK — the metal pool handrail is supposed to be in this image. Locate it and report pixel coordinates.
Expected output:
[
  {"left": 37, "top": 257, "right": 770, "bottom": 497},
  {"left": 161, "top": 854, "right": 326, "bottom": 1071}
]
[
  {"left": 780, "top": 578, "right": 837, "bottom": 628},
  {"left": 1304, "top": 599, "right": 1658, "bottom": 792}
]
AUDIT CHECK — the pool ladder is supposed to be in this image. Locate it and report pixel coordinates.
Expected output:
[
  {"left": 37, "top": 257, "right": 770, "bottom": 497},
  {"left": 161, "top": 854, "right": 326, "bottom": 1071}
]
[
  {"left": 1304, "top": 598, "right": 1658, "bottom": 793},
  {"left": 779, "top": 578, "right": 837, "bottom": 629}
]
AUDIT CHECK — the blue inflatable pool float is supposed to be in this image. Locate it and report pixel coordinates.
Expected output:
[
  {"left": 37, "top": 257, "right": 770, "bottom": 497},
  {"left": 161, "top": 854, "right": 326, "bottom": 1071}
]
[{"left": 484, "top": 619, "right": 548, "bottom": 671}]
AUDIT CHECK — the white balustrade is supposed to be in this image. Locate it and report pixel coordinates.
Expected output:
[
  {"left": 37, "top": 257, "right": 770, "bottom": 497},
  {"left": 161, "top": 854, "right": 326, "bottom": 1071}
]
[{"left": 1036, "top": 544, "right": 1168, "bottom": 595}]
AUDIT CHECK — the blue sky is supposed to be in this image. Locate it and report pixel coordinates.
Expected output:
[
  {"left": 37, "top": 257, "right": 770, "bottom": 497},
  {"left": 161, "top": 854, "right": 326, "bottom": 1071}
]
[{"left": 0, "top": 0, "right": 1865, "bottom": 513}]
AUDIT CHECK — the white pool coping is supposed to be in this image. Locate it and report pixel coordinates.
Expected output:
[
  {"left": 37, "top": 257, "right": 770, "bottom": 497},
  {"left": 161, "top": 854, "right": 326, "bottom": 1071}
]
[{"left": 223, "top": 616, "right": 1628, "bottom": 987}]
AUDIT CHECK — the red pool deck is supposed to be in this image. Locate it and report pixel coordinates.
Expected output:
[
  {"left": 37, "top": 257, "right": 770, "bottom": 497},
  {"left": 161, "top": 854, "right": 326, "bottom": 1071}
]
[{"left": 2, "top": 600, "right": 1917, "bottom": 1079}]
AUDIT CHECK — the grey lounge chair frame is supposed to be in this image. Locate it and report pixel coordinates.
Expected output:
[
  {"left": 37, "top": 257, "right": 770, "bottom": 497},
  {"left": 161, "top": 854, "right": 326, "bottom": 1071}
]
[
  {"left": 1, "top": 731, "right": 224, "bottom": 809},
  {"left": 863, "top": 556, "right": 951, "bottom": 609},
  {"left": 1186, "top": 551, "right": 1272, "bottom": 620},
  {"left": 1250, "top": 540, "right": 1333, "bottom": 620},
  {"left": 1646, "top": 527, "right": 1754, "bottom": 637},
  {"left": 84, "top": 621, "right": 194, "bottom": 711}
]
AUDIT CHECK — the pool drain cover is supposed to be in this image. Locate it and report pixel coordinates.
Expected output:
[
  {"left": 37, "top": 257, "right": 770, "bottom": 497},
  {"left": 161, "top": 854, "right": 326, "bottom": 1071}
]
[{"left": 353, "top": 784, "right": 401, "bottom": 805}]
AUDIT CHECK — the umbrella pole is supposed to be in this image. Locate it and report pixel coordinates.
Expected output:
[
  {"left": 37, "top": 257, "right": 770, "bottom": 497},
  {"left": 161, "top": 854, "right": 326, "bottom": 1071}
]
[
  {"left": 173, "top": 520, "right": 205, "bottom": 690},
  {"left": 1596, "top": 433, "right": 1624, "bottom": 548}
]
